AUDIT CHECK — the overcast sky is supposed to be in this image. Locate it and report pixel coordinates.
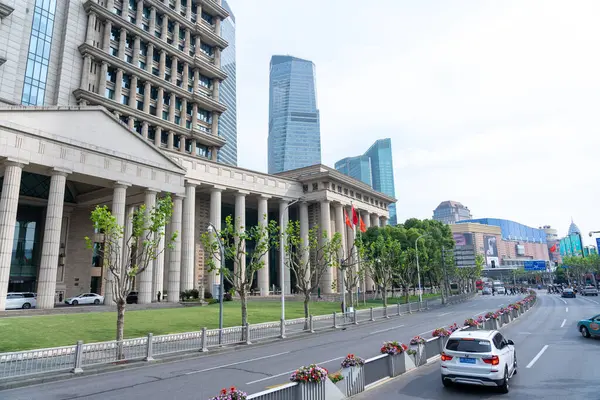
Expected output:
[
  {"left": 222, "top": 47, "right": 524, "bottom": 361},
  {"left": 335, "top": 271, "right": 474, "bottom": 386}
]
[{"left": 229, "top": 0, "right": 600, "bottom": 244}]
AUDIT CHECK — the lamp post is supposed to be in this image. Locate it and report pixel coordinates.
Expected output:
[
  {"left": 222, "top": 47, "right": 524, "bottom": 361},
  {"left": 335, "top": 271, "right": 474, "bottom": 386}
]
[
  {"left": 207, "top": 223, "right": 225, "bottom": 345},
  {"left": 280, "top": 198, "right": 299, "bottom": 335},
  {"left": 415, "top": 233, "right": 429, "bottom": 303}
]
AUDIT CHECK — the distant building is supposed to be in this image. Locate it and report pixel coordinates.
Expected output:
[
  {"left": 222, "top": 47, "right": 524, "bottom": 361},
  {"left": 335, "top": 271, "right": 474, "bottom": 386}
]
[
  {"left": 559, "top": 219, "right": 585, "bottom": 258},
  {"left": 541, "top": 225, "right": 561, "bottom": 265},
  {"left": 268, "top": 55, "right": 321, "bottom": 174},
  {"left": 334, "top": 139, "right": 397, "bottom": 225},
  {"left": 432, "top": 201, "right": 472, "bottom": 224}
]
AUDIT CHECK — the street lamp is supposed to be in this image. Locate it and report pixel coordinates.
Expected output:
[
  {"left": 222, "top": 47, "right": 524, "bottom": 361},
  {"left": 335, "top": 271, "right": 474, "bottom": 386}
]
[
  {"left": 589, "top": 231, "right": 600, "bottom": 237},
  {"left": 207, "top": 223, "right": 225, "bottom": 345},
  {"left": 415, "top": 233, "right": 430, "bottom": 303},
  {"left": 280, "top": 198, "right": 300, "bottom": 336}
]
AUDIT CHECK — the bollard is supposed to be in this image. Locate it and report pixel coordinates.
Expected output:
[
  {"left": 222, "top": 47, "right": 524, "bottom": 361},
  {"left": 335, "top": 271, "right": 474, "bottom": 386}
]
[
  {"left": 383, "top": 305, "right": 388, "bottom": 319},
  {"left": 201, "top": 327, "right": 208, "bottom": 352},
  {"left": 145, "top": 333, "right": 154, "bottom": 361},
  {"left": 397, "top": 302, "right": 401, "bottom": 316},
  {"left": 425, "top": 299, "right": 429, "bottom": 310},
  {"left": 370, "top": 307, "right": 374, "bottom": 322},
  {"left": 245, "top": 323, "right": 252, "bottom": 345},
  {"left": 408, "top": 302, "right": 412, "bottom": 314},
  {"left": 354, "top": 308, "right": 358, "bottom": 325},
  {"left": 280, "top": 318, "right": 286, "bottom": 339},
  {"left": 333, "top": 312, "right": 337, "bottom": 328},
  {"left": 72, "top": 340, "right": 84, "bottom": 374},
  {"left": 309, "top": 315, "right": 315, "bottom": 333}
]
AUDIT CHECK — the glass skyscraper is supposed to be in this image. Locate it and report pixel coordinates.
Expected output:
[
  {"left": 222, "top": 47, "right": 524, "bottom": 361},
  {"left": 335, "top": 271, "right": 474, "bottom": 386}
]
[
  {"left": 268, "top": 55, "right": 321, "bottom": 174},
  {"left": 335, "top": 139, "right": 397, "bottom": 225},
  {"left": 218, "top": 0, "right": 237, "bottom": 166}
]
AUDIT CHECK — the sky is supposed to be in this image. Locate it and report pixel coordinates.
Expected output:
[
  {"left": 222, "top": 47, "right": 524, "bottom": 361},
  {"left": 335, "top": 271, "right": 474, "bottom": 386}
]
[{"left": 228, "top": 0, "right": 600, "bottom": 244}]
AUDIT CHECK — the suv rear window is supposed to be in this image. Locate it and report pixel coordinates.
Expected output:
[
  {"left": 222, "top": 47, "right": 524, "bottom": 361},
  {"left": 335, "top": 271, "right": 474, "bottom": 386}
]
[{"left": 446, "top": 338, "right": 492, "bottom": 353}]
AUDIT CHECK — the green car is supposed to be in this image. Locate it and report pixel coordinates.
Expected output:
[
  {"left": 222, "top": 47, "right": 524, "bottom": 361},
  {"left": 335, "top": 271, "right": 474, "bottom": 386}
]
[{"left": 578, "top": 314, "right": 600, "bottom": 338}]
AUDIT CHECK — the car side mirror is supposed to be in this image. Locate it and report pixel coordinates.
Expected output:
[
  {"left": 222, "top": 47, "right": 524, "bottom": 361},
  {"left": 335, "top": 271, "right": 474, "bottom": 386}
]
[{"left": 506, "top": 340, "right": 514, "bottom": 346}]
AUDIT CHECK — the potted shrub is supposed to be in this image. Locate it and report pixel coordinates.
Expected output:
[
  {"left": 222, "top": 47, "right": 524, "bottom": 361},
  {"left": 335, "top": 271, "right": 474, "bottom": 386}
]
[
  {"left": 464, "top": 318, "right": 479, "bottom": 329},
  {"left": 409, "top": 336, "right": 426, "bottom": 366},
  {"left": 291, "top": 364, "right": 328, "bottom": 396},
  {"left": 209, "top": 387, "right": 247, "bottom": 400},
  {"left": 380, "top": 341, "right": 409, "bottom": 377},
  {"left": 340, "top": 354, "right": 364, "bottom": 391}
]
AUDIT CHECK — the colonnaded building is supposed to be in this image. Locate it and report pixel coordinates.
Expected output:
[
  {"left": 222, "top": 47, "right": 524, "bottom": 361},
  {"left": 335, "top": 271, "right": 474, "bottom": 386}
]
[{"left": 0, "top": 0, "right": 395, "bottom": 310}]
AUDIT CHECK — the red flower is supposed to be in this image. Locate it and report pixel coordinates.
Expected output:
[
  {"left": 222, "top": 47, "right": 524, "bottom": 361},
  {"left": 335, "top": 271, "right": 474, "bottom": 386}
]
[
  {"left": 230, "top": 386, "right": 236, "bottom": 392},
  {"left": 220, "top": 388, "right": 227, "bottom": 394}
]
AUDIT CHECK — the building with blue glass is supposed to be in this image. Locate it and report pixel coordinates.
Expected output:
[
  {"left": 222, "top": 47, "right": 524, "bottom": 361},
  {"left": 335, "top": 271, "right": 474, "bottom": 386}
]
[
  {"left": 458, "top": 218, "right": 547, "bottom": 243},
  {"left": 268, "top": 55, "right": 321, "bottom": 174},
  {"left": 335, "top": 139, "right": 397, "bottom": 225},
  {"left": 217, "top": 0, "right": 237, "bottom": 166}
]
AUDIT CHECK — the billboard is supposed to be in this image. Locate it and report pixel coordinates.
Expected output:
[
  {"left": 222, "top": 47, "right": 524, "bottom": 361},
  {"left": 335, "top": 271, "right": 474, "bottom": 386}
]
[
  {"left": 570, "top": 233, "right": 583, "bottom": 256},
  {"left": 453, "top": 233, "right": 473, "bottom": 246},
  {"left": 597, "top": 238, "right": 600, "bottom": 254},
  {"left": 453, "top": 233, "right": 475, "bottom": 268},
  {"left": 484, "top": 235, "right": 499, "bottom": 268}
]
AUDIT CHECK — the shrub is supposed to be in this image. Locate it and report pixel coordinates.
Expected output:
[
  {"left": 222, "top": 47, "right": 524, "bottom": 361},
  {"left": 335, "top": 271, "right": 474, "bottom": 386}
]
[
  {"left": 189, "top": 288, "right": 200, "bottom": 300},
  {"left": 204, "top": 291, "right": 213, "bottom": 300},
  {"left": 223, "top": 292, "right": 233, "bottom": 302},
  {"left": 329, "top": 372, "right": 343, "bottom": 384},
  {"left": 180, "top": 291, "right": 188, "bottom": 301},
  {"left": 341, "top": 354, "right": 364, "bottom": 368}
]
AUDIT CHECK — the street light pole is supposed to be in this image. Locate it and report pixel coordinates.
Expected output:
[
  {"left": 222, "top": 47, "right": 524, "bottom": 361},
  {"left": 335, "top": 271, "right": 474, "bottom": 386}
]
[
  {"left": 415, "top": 234, "right": 429, "bottom": 303},
  {"left": 207, "top": 223, "right": 225, "bottom": 345},
  {"left": 280, "top": 198, "right": 299, "bottom": 335}
]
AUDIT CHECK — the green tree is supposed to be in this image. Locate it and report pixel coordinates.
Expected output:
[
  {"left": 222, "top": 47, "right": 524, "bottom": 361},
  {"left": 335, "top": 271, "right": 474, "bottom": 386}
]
[
  {"left": 201, "top": 215, "right": 279, "bottom": 327},
  {"left": 284, "top": 221, "right": 342, "bottom": 324},
  {"left": 85, "top": 195, "right": 175, "bottom": 358},
  {"left": 361, "top": 231, "right": 403, "bottom": 309}
]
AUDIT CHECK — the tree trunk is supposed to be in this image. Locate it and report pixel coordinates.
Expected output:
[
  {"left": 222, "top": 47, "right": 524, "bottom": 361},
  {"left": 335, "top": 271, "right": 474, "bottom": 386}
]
[
  {"left": 240, "top": 291, "right": 248, "bottom": 327},
  {"left": 303, "top": 293, "right": 310, "bottom": 330},
  {"left": 382, "top": 285, "right": 388, "bottom": 309},
  {"left": 116, "top": 300, "right": 126, "bottom": 360}
]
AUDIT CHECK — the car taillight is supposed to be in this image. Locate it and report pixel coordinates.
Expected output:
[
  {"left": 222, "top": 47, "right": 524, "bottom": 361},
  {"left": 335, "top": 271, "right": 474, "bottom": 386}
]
[
  {"left": 441, "top": 352, "right": 453, "bottom": 361},
  {"left": 483, "top": 355, "right": 499, "bottom": 365}
]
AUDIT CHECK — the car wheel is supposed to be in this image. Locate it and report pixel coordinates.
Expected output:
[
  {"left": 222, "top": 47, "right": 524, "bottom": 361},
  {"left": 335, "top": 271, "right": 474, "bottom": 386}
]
[
  {"left": 93, "top": 299, "right": 100, "bottom": 305},
  {"left": 22, "top": 303, "right": 31, "bottom": 309},
  {"left": 72, "top": 300, "right": 78, "bottom": 306},
  {"left": 581, "top": 326, "right": 591, "bottom": 338},
  {"left": 441, "top": 376, "right": 452, "bottom": 388},
  {"left": 498, "top": 367, "right": 510, "bottom": 394},
  {"left": 513, "top": 353, "right": 517, "bottom": 375}
]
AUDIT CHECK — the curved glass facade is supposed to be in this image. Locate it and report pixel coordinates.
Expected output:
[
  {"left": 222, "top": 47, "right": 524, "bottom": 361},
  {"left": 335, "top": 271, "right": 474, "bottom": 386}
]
[
  {"left": 268, "top": 55, "right": 321, "bottom": 174},
  {"left": 364, "top": 139, "right": 396, "bottom": 225},
  {"left": 459, "top": 218, "right": 547, "bottom": 243},
  {"left": 218, "top": 0, "right": 237, "bottom": 166},
  {"left": 334, "top": 156, "right": 372, "bottom": 187}
]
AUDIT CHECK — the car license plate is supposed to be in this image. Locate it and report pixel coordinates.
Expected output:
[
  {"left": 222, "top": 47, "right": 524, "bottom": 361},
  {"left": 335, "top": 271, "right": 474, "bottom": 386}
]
[{"left": 460, "top": 357, "right": 476, "bottom": 364}]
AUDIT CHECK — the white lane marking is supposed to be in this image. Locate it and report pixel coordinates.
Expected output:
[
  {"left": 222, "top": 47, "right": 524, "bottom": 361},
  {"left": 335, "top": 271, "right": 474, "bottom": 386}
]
[
  {"left": 371, "top": 324, "right": 405, "bottom": 334},
  {"left": 437, "top": 312, "right": 452, "bottom": 317},
  {"left": 582, "top": 297, "right": 600, "bottom": 305},
  {"left": 561, "top": 319, "right": 566, "bottom": 328},
  {"left": 418, "top": 329, "right": 433, "bottom": 336},
  {"left": 185, "top": 351, "right": 290, "bottom": 375},
  {"left": 559, "top": 298, "right": 567, "bottom": 304},
  {"left": 245, "top": 356, "right": 344, "bottom": 384},
  {"left": 566, "top": 307, "right": 569, "bottom": 313},
  {"left": 526, "top": 345, "right": 549, "bottom": 368}
]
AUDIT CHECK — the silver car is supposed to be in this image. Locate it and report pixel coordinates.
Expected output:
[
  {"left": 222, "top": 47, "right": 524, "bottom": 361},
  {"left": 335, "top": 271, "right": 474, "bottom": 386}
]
[{"left": 582, "top": 286, "right": 599, "bottom": 296}]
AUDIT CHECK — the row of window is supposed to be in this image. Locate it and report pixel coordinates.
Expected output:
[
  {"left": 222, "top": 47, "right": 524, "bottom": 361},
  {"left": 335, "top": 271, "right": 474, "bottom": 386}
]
[{"left": 301, "top": 182, "right": 388, "bottom": 210}]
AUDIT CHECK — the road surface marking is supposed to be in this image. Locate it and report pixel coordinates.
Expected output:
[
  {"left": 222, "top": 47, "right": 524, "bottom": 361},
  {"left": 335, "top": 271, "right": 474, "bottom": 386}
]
[
  {"left": 559, "top": 298, "right": 567, "bottom": 304},
  {"left": 437, "top": 312, "right": 451, "bottom": 317},
  {"left": 582, "top": 297, "right": 600, "bottom": 305},
  {"left": 417, "top": 329, "right": 433, "bottom": 336},
  {"left": 566, "top": 307, "right": 568, "bottom": 313},
  {"left": 561, "top": 319, "right": 566, "bottom": 328},
  {"left": 246, "top": 356, "right": 344, "bottom": 385},
  {"left": 371, "top": 324, "right": 405, "bottom": 334},
  {"left": 526, "top": 345, "right": 549, "bottom": 368},
  {"left": 185, "top": 351, "right": 291, "bottom": 375}
]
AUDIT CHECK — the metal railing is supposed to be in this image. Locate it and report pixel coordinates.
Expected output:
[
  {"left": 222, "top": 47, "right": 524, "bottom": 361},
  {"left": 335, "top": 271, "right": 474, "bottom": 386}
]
[{"left": 0, "top": 293, "right": 478, "bottom": 381}]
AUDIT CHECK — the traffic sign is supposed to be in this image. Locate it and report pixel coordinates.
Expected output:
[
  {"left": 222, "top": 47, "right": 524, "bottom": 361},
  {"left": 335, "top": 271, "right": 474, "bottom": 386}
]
[{"left": 524, "top": 260, "right": 546, "bottom": 271}]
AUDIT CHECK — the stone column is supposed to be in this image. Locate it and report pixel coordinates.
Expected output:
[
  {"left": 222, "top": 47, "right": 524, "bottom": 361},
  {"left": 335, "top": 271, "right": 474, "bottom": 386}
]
[
  {"left": 212, "top": 79, "right": 219, "bottom": 101},
  {"left": 211, "top": 147, "right": 218, "bottom": 161},
  {"left": 186, "top": 0, "right": 192, "bottom": 20},
  {"left": 211, "top": 111, "right": 219, "bottom": 136},
  {"left": 184, "top": 29, "right": 191, "bottom": 54},
  {"left": 155, "top": 126, "right": 162, "bottom": 146},
  {"left": 192, "top": 102, "right": 198, "bottom": 128},
  {"left": 279, "top": 200, "right": 290, "bottom": 295},
  {"left": 299, "top": 201, "right": 310, "bottom": 292},
  {"left": 370, "top": 213, "right": 379, "bottom": 228},
  {"left": 118, "top": 27, "right": 126, "bottom": 59},
  {"left": 85, "top": 12, "right": 97, "bottom": 45},
  {"left": 191, "top": 139, "right": 197, "bottom": 155},
  {"left": 182, "top": 64, "right": 189, "bottom": 91},
  {"left": 361, "top": 211, "right": 374, "bottom": 292},
  {"left": 169, "top": 93, "right": 176, "bottom": 122},
  {"left": 167, "top": 195, "right": 183, "bottom": 302},
  {"left": 208, "top": 187, "right": 222, "bottom": 292},
  {"left": 80, "top": 55, "right": 91, "bottom": 90},
  {"left": 180, "top": 98, "right": 187, "bottom": 128},
  {"left": 138, "top": 189, "right": 157, "bottom": 304},
  {"left": 214, "top": 48, "right": 221, "bottom": 67},
  {"left": 103, "top": 182, "right": 128, "bottom": 305},
  {"left": 141, "top": 121, "right": 148, "bottom": 139},
  {"left": 181, "top": 183, "right": 196, "bottom": 291},
  {"left": 127, "top": 116, "right": 135, "bottom": 130},
  {"left": 143, "top": 81, "right": 151, "bottom": 113},
  {"left": 103, "top": 20, "right": 112, "bottom": 52},
  {"left": 319, "top": 200, "right": 333, "bottom": 294},
  {"left": 159, "top": 50, "right": 166, "bottom": 79},
  {"left": 146, "top": 43, "right": 154, "bottom": 73},
  {"left": 98, "top": 61, "right": 108, "bottom": 96},
  {"left": 0, "top": 161, "right": 24, "bottom": 311},
  {"left": 153, "top": 193, "right": 167, "bottom": 301},
  {"left": 214, "top": 17, "right": 221, "bottom": 35},
  {"left": 173, "top": 21, "right": 180, "bottom": 51},
  {"left": 167, "top": 131, "right": 174, "bottom": 149},
  {"left": 380, "top": 216, "right": 388, "bottom": 227},
  {"left": 149, "top": 6, "right": 156, "bottom": 33},
  {"left": 333, "top": 203, "right": 346, "bottom": 293},
  {"left": 156, "top": 87, "right": 164, "bottom": 117},
  {"left": 128, "top": 76, "right": 138, "bottom": 108},
  {"left": 36, "top": 170, "right": 69, "bottom": 309},
  {"left": 257, "top": 195, "right": 269, "bottom": 296},
  {"left": 132, "top": 36, "right": 140, "bottom": 66},
  {"left": 179, "top": 135, "right": 186, "bottom": 152},
  {"left": 196, "top": 3, "right": 202, "bottom": 21},
  {"left": 194, "top": 35, "right": 201, "bottom": 57},
  {"left": 136, "top": 0, "right": 143, "bottom": 27},
  {"left": 114, "top": 68, "right": 124, "bottom": 102},
  {"left": 161, "top": 14, "right": 168, "bottom": 39},
  {"left": 170, "top": 56, "right": 178, "bottom": 85},
  {"left": 234, "top": 192, "right": 247, "bottom": 289}
]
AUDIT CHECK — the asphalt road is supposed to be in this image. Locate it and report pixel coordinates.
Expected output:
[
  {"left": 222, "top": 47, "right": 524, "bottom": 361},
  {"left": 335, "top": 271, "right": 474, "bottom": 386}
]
[
  {"left": 2, "top": 293, "right": 527, "bottom": 400},
  {"left": 354, "top": 292, "right": 600, "bottom": 400}
]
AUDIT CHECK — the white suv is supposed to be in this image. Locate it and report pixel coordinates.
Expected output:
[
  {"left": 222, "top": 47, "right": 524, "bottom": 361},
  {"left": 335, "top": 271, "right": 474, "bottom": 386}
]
[
  {"left": 441, "top": 330, "right": 516, "bottom": 393},
  {"left": 6, "top": 292, "right": 37, "bottom": 309}
]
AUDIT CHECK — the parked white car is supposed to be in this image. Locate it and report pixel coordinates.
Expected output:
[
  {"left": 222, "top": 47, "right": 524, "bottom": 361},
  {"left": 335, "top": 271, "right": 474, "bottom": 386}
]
[
  {"left": 6, "top": 292, "right": 37, "bottom": 309},
  {"left": 64, "top": 293, "right": 104, "bottom": 305},
  {"left": 441, "top": 330, "right": 516, "bottom": 393}
]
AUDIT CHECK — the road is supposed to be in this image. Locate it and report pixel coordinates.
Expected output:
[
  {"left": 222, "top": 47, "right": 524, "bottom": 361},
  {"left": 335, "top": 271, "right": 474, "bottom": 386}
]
[
  {"left": 2, "top": 293, "right": 527, "bottom": 400},
  {"left": 354, "top": 292, "right": 600, "bottom": 399}
]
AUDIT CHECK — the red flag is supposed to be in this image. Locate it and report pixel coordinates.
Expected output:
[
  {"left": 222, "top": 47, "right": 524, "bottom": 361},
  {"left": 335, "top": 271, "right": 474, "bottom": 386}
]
[
  {"left": 351, "top": 206, "right": 359, "bottom": 226},
  {"left": 550, "top": 244, "right": 557, "bottom": 253},
  {"left": 359, "top": 216, "right": 367, "bottom": 233},
  {"left": 344, "top": 209, "right": 352, "bottom": 228}
]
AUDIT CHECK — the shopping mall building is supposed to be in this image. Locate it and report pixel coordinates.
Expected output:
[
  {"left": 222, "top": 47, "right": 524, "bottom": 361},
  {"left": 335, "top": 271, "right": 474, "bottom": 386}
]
[{"left": 0, "top": 1, "right": 394, "bottom": 310}]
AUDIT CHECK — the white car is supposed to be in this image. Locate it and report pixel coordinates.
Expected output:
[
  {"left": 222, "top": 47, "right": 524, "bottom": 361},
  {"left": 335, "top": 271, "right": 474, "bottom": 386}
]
[
  {"left": 482, "top": 287, "right": 492, "bottom": 295},
  {"left": 5, "top": 292, "right": 37, "bottom": 309},
  {"left": 65, "top": 293, "right": 104, "bottom": 306},
  {"left": 496, "top": 287, "right": 506, "bottom": 295},
  {"left": 441, "top": 330, "right": 516, "bottom": 393}
]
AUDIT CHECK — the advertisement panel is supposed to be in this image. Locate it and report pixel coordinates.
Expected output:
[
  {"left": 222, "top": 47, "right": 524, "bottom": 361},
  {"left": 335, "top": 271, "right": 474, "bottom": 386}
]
[
  {"left": 570, "top": 233, "right": 583, "bottom": 257},
  {"left": 453, "top": 233, "right": 473, "bottom": 246},
  {"left": 484, "top": 235, "right": 499, "bottom": 268},
  {"left": 453, "top": 233, "right": 475, "bottom": 268},
  {"left": 597, "top": 238, "right": 600, "bottom": 254}
]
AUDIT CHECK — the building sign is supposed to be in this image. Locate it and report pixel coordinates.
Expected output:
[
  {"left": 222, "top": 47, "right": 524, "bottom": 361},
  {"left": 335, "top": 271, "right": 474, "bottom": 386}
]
[
  {"left": 524, "top": 260, "right": 546, "bottom": 271},
  {"left": 484, "top": 235, "right": 499, "bottom": 268}
]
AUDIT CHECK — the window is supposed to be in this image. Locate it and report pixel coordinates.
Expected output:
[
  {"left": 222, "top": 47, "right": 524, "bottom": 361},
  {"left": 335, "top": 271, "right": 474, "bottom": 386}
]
[
  {"left": 139, "top": 42, "right": 147, "bottom": 56},
  {"left": 136, "top": 100, "right": 144, "bottom": 111},
  {"left": 147, "top": 126, "right": 156, "bottom": 141},
  {"left": 125, "top": 35, "right": 133, "bottom": 49},
  {"left": 312, "top": 183, "right": 318, "bottom": 191},
  {"left": 142, "top": 6, "right": 151, "bottom": 19},
  {"left": 107, "top": 68, "right": 117, "bottom": 83},
  {"left": 139, "top": 61, "right": 146, "bottom": 69},
  {"left": 161, "top": 130, "right": 169, "bottom": 145},
  {"left": 493, "top": 333, "right": 505, "bottom": 349},
  {"left": 337, "top": 185, "right": 342, "bottom": 193},
  {"left": 201, "top": 11, "right": 213, "bottom": 24},
  {"left": 150, "top": 87, "right": 158, "bottom": 100},
  {"left": 162, "top": 111, "right": 168, "bottom": 120},
  {"left": 122, "top": 74, "right": 131, "bottom": 89},
  {"left": 136, "top": 80, "right": 144, "bottom": 94},
  {"left": 110, "top": 28, "right": 120, "bottom": 42},
  {"left": 344, "top": 188, "right": 348, "bottom": 195},
  {"left": 197, "top": 108, "right": 210, "bottom": 123},
  {"left": 105, "top": 88, "right": 115, "bottom": 99},
  {"left": 199, "top": 74, "right": 211, "bottom": 89},
  {"left": 200, "top": 43, "right": 214, "bottom": 57},
  {"left": 110, "top": 46, "right": 119, "bottom": 57},
  {"left": 121, "top": 95, "right": 129, "bottom": 105},
  {"left": 446, "top": 339, "right": 492, "bottom": 353},
  {"left": 125, "top": 54, "right": 133, "bottom": 64},
  {"left": 174, "top": 116, "right": 180, "bottom": 124},
  {"left": 174, "top": 134, "right": 180, "bottom": 149},
  {"left": 303, "top": 185, "right": 308, "bottom": 193}
]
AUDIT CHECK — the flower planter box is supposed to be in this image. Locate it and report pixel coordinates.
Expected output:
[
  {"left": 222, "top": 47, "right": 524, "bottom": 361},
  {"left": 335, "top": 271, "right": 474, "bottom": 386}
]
[
  {"left": 388, "top": 353, "right": 407, "bottom": 377},
  {"left": 414, "top": 344, "right": 426, "bottom": 367},
  {"left": 424, "top": 338, "right": 440, "bottom": 360},
  {"left": 298, "top": 381, "right": 326, "bottom": 400},
  {"left": 437, "top": 336, "right": 449, "bottom": 354},
  {"left": 511, "top": 309, "right": 518, "bottom": 319},
  {"left": 340, "top": 365, "right": 365, "bottom": 396},
  {"left": 494, "top": 317, "right": 502, "bottom": 329}
]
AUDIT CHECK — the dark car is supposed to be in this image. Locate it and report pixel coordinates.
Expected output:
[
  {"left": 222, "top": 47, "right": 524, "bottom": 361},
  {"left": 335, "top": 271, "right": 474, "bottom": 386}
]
[
  {"left": 126, "top": 291, "right": 138, "bottom": 304},
  {"left": 562, "top": 288, "right": 576, "bottom": 298}
]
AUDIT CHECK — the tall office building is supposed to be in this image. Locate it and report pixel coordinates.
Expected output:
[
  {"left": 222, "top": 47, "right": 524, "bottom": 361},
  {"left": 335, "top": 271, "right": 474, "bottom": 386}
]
[
  {"left": 334, "top": 139, "right": 397, "bottom": 225},
  {"left": 0, "top": 0, "right": 229, "bottom": 161},
  {"left": 268, "top": 55, "right": 321, "bottom": 174},
  {"left": 433, "top": 201, "right": 472, "bottom": 224},
  {"left": 217, "top": 0, "right": 236, "bottom": 165}
]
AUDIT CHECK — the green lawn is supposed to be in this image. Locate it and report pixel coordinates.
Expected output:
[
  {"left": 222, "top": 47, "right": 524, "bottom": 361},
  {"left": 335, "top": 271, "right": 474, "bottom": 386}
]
[{"left": 0, "top": 294, "right": 438, "bottom": 352}]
